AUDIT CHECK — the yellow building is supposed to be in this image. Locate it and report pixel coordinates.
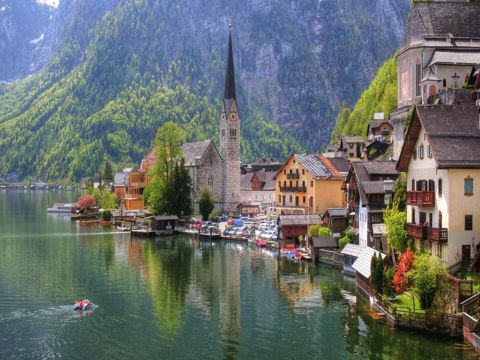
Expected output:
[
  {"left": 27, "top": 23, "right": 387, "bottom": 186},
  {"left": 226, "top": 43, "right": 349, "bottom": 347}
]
[
  {"left": 273, "top": 154, "right": 348, "bottom": 215},
  {"left": 398, "top": 105, "right": 480, "bottom": 267}
]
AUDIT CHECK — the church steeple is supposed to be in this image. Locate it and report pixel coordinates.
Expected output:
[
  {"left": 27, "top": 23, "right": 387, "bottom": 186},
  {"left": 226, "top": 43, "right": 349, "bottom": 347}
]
[{"left": 224, "top": 23, "right": 236, "bottom": 100}]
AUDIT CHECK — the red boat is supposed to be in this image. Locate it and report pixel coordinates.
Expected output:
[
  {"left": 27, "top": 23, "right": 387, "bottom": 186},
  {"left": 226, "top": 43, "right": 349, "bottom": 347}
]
[{"left": 256, "top": 239, "right": 267, "bottom": 247}]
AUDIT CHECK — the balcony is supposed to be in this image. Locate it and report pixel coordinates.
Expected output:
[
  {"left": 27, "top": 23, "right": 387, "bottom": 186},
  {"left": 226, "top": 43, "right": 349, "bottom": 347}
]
[
  {"left": 279, "top": 186, "right": 307, "bottom": 193},
  {"left": 427, "top": 227, "right": 448, "bottom": 242},
  {"left": 406, "top": 191, "right": 435, "bottom": 207},
  {"left": 406, "top": 223, "right": 426, "bottom": 240},
  {"left": 287, "top": 173, "right": 300, "bottom": 179},
  {"left": 129, "top": 181, "right": 147, "bottom": 188}
]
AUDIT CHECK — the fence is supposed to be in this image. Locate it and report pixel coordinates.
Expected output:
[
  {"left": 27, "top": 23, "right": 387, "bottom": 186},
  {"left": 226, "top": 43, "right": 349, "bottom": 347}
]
[{"left": 316, "top": 249, "right": 344, "bottom": 268}]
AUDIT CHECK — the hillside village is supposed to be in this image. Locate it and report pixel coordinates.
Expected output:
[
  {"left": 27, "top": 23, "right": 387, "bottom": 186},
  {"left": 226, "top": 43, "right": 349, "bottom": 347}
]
[{"left": 103, "top": 0, "right": 480, "bottom": 347}]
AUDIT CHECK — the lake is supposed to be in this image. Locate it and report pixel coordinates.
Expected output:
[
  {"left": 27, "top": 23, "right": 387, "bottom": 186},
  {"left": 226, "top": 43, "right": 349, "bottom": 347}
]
[{"left": 0, "top": 191, "right": 476, "bottom": 359}]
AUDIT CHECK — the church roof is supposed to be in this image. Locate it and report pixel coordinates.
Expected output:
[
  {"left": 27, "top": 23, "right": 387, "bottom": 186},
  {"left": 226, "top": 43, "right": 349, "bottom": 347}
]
[
  {"left": 224, "top": 30, "right": 236, "bottom": 100},
  {"left": 401, "top": 2, "right": 480, "bottom": 51},
  {"left": 181, "top": 140, "right": 216, "bottom": 167},
  {"left": 426, "top": 50, "right": 480, "bottom": 67}
]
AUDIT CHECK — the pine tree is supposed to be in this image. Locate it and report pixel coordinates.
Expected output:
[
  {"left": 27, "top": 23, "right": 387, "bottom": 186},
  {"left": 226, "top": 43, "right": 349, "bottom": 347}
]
[
  {"left": 199, "top": 189, "right": 215, "bottom": 221},
  {"left": 104, "top": 161, "right": 113, "bottom": 183}
]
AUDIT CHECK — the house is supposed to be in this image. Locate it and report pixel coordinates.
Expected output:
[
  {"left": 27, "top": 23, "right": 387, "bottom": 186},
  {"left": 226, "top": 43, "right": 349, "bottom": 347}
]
[
  {"left": 239, "top": 170, "right": 276, "bottom": 211},
  {"left": 392, "top": 0, "right": 480, "bottom": 159},
  {"left": 322, "top": 208, "right": 348, "bottom": 237},
  {"left": 309, "top": 237, "right": 338, "bottom": 262},
  {"left": 397, "top": 105, "right": 480, "bottom": 267},
  {"left": 278, "top": 214, "right": 322, "bottom": 248},
  {"left": 273, "top": 154, "right": 348, "bottom": 215},
  {"left": 152, "top": 215, "right": 179, "bottom": 236},
  {"left": 237, "top": 202, "right": 261, "bottom": 216},
  {"left": 248, "top": 156, "right": 282, "bottom": 173},
  {"left": 344, "top": 160, "right": 399, "bottom": 251},
  {"left": 339, "top": 136, "right": 366, "bottom": 160},
  {"left": 114, "top": 170, "right": 130, "bottom": 201},
  {"left": 365, "top": 113, "right": 394, "bottom": 160}
]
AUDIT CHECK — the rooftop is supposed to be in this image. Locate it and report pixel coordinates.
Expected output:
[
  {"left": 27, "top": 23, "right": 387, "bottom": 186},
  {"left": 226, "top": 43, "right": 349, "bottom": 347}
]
[
  {"left": 279, "top": 214, "right": 322, "bottom": 226},
  {"left": 181, "top": 140, "right": 216, "bottom": 167}
]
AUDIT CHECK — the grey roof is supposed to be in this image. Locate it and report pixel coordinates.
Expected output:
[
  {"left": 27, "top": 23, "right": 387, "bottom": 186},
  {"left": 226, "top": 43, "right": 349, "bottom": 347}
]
[
  {"left": 362, "top": 181, "right": 388, "bottom": 195},
  {"left": 252, "top": 156, "right": 281, "bottom": 166},
  {"left": 312, "top": 237, "right": 338, "bottom": 248},
  {"left": 154, "top": 216, "right": 179, "bottom": 221},
  {"left": 324, "top": 208, "right": 348, "bottom": 218},
  {"left": 326, "top": 157, "right": 350, "bottom": 174},
  {"left": 402, "top": 2, "right": 480, "bottom": 51},
  {"left": 341, "top": 244, "right": 363, "bottom": 258},
  {"left": 352, "top": 247, "right": 386, "bottom": 279},
  {"left": 296, "top": 154, "right": 332, "bottom": 179},
  {"left": 363, "top": 161, "right": 398, "bottom": 176},
  {"left": 342, "top": 136, "right": 365, "bottom": 144},
  {"left": 114, "top": 172, "right": 128, "bottom": 187},
  {"left": 427, "top": 51, "right": 480, "bottom": 67},
  {"left": 240, "top": 173, "right": 253, "bottom": 191},
  {"left": 279, "top": 214, "right": 322, "bottom": 226},
  {"left": 181, "top": 140, "right": 216, "bottom": 167},
  {"left": 399, "top": 105, "right": 480, "bottom": 170}
]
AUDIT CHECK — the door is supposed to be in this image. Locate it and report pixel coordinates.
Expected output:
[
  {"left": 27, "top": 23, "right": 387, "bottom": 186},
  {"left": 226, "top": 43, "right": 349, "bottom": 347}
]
[{"left": 462, "top": 245, "right": 471, "bottom": 267}]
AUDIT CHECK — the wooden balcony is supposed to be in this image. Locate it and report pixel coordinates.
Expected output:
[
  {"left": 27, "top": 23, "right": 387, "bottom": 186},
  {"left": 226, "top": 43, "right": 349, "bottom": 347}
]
[
  {"left": 279, "top": 186, "right": 307, "bottom": 193},
  {"left": 427, "top": 227, "right": 448, "bottom": 242},
  {"left": 129, "top": 181, "right": 147, "bottom": 188},
  {"left": 406, "top": 191, "right": 435, "bottom": 207},
  {"left": 406, "top": 223, "right": 426, "bottom": 240}
]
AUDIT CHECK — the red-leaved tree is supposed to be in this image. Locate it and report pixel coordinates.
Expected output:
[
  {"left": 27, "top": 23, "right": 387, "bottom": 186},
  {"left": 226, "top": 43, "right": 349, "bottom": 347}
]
[
  {"left": 393, "top": 249, "right": 415, "bottom": 293},
  {"left": 77, "top": 195, "right": 96, "bottom": 212}
]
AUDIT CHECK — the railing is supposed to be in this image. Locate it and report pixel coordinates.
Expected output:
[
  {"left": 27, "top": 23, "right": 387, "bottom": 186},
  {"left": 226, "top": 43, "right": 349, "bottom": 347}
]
[
  {"left": 406, "top": 191, "right": 435, "bottom": 207},
  {"left": 427, "top": 227, "right": 448, "bottom": 242},
  {"left": 287, "top": 173, "right": 300, "bottom": 179},
  {"left": 279, "top": 186, "right": 307, "bottom": 193},
  {"left": 406, "top": 223, "right": 426, "bottom": 240}
]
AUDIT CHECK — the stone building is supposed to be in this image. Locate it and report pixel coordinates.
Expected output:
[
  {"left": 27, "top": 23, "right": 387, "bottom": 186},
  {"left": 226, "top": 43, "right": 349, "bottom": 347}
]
[{"left": 392, "top": 0, "right": 480, "bottom": 159}]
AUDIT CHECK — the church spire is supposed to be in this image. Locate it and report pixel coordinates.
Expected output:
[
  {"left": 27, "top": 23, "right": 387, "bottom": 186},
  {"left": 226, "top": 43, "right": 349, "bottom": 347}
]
[{"left": 224, "top": 21, "right": 236, "bottom": 100}]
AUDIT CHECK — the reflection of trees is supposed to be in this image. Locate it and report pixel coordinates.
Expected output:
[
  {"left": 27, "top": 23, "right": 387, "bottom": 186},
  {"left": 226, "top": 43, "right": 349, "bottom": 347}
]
[{"left": 142, "top": 239, "right": 192, "bottom": 339}]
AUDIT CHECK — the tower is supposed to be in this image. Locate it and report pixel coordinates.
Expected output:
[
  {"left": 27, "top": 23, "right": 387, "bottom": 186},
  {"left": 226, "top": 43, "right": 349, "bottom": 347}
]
[{"left": 220, "top": 23, "right": 241, "bottom": 213}]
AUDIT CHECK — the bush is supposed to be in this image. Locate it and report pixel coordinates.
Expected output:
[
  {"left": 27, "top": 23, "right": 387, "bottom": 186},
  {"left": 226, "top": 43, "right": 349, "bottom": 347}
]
[{"left": 102, "top": 210, "right": 112, "bottom": 221}]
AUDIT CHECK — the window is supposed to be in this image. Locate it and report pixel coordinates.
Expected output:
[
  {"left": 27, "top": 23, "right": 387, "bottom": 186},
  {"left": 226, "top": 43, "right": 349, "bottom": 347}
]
[
  {"left": 443, "top": 78, "right": 447, "bottom": 88},
  {"left": 427, "top": 145, "right": 432, "bottom": 158},
  {"left": 302, "top": 169, "right": 305, "bottom": 175},
  {"left": 428, "top": 180, "right": 435, "bottom": 193},
  {"left": 419, "top": 144, "right": 424, "bottom": 159},
  {"left": 229, "top": 128, "right": 237, "bottom": 139},
  {"left": 465, "top": 215, "right": 473, "bottom": 231},
  {"left": 208, "top": 177, "right": 213, "bottom": 192},
  {"left": 283, "top": 181, "right": 286, "bottom": 187},
  {"left": 289, "top": 181, "right": 292, "bottom": 187},
  {"left": 284, "top": 169, "right": 286, "bottom": 175},
  {"left": 303, "top": 196, "right": 306, "bottom": 203},
  {"left": 221, "top": 129, "right": 225, "bottom": 137},
  {"left": 296, "top": 180, "right": 299, "bottom": 187},
  {"left": 465, "top": 178, "right": 473, "bottom": 196},
  {"left": 289, "top": 169, "right": 292, "bottom": 174},
  {"left": 411, "top": 179, "right": 415, "bottom": 191},
  {"left": 302, "top": 180, "right": 305, "bottom": 187},
  {"left": 416, "top": 61, "right": 421, "bottom": 97},
  {"left": 310, "top": 180, "right": 314, "bottom": 188},
  {"left": 438, "top": 178, "right": 442, "bottom": 196},
  {"left": 289, "top": 195, "right": 293, "bottom": 203},
  {"left": 438, "top": 212, "right": 442, "bottom": 228},
  {"left": 278, "top": 181, "right": 281, "bottom": 188},
  {"left": 412, "top": 208, "right": 416, "bottom": 224},
  {"left": 278, "top": 195, "right": 281, "bottom": 203},
  {"left": 282, "top": 195, "right": 286, "bottom": 205},
  {"left": 296, "top": 169, "right": 299, "bottom": 175},
  {"left": 413, "top": 148, "right": 417, "bottom": 160}
]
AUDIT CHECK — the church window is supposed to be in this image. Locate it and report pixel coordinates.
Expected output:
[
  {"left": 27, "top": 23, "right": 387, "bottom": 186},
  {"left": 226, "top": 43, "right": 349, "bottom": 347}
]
[
  {"left": 415, "top": 61, "right": 421, "bottom": 97},
  {"left": 221, "top": 130, "right": 225, "bottom": 137},
  {"left": 229, "top": 129, "right": 237, "bottom": 139},
  {"left": 208, "top": 177, "right": 213, "bottom": 192}
]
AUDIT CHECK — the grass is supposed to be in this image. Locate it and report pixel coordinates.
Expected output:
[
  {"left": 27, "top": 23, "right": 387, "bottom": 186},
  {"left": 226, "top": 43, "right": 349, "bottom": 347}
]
[{"left": 390, "top": 293, "right": 425, "bottom": 315}]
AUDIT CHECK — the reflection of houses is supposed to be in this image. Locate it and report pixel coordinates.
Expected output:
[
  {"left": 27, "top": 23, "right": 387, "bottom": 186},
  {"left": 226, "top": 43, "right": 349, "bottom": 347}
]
[
  {"left": 278, "top": 214, "right": 322, "bottom": 248},
  {"left": 239, "top": 170, "right": 276, "bottom": 211},
  {"left": 273, "top": 154, "right": 348, "bottom": 215},
  {"left": 397, "top": 105, "right": 480, "bottom": 267},
  {"left": 344, "top": 161, "right": 399, "bottom": 251}
]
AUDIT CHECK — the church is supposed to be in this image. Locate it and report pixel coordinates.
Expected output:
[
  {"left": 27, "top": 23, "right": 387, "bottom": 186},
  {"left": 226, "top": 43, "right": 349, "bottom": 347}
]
[
  {"left": 182, "top": 27, "right": 241, "bottom": 213},
  {"left": 124, "top": 27, "right": 241, "bottom": 214}
]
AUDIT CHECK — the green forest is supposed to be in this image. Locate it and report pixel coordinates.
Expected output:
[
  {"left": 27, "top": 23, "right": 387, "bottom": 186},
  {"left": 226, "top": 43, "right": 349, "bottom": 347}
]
[
  {"left": 0, "top": 0, "right": 303, "bottom": 182},
  {"left": 330, "top": 57, "right": 398, "bottom": 142}
]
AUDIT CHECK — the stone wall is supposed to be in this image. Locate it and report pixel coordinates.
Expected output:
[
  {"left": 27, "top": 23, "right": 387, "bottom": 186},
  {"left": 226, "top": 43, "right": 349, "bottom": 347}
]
[{"left": 390, "top": 105, "right": 413, "bottom": 160}]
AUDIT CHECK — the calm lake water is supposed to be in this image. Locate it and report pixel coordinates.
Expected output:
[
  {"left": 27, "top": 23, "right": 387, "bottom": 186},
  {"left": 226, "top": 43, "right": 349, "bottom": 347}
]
[{"left": 0, "top": 191, "right": 477, "bottom": 359}]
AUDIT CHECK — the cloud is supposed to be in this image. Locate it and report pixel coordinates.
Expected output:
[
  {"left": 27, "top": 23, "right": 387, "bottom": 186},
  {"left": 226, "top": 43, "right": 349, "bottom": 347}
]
[{"left": 36, "top": 0, "right": 60, "bottom": 8}]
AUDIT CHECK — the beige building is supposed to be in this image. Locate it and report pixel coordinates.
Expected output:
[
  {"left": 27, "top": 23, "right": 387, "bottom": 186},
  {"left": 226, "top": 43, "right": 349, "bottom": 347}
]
[
  {"left": 273, "top": 154, "right": 348, "bottom": 215},
  {"left": 398, "top": 105, "right": 480, "bottom": 267}
]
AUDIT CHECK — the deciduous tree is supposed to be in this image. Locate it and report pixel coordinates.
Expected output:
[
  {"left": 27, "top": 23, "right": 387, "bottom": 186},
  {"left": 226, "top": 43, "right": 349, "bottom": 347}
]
[{"left": 199, "top": 189, "right": 215, "bottom": 221}]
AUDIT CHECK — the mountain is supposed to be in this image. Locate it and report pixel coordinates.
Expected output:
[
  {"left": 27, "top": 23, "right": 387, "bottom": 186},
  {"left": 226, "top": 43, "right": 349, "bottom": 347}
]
[
  {"left": 331, "top": 56, "right": 398, "bottom": 141},
  {"left": 0, "top": 0, "right": 409, "bottom": 181}
]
